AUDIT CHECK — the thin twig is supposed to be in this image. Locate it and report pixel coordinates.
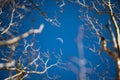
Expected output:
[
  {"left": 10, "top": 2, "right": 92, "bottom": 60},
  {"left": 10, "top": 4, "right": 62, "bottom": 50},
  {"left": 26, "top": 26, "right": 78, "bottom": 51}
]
[{"left": 1, "top": 8, "right": 15, "bottom": 34}]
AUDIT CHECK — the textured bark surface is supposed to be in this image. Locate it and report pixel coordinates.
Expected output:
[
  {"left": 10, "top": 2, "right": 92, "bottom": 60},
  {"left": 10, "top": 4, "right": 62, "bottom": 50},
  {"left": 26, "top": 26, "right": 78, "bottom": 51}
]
[{"left": 117, "top": 58, "right": 120, "bottom": 80}]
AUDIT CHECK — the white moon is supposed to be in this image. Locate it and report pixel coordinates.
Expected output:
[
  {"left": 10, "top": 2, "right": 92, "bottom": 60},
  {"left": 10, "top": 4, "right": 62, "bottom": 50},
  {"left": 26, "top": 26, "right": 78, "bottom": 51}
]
[{"left": 56, "top": 37, "right": 64, "bottom": 44}]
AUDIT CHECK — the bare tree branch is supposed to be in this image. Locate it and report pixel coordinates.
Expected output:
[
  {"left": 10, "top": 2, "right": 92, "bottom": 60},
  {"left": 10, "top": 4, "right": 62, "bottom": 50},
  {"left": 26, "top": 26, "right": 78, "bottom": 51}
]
[
  {"left": 106, "top": 19, "right": 117, "bottom": 49},
  {"left": 107, "top": 0, "right": 120, "bottom": 57},
  {"left": 1, "top": 8, "right": 15, "bottom": 34},
  {"left": 0, "top": 24, "right": 44, "bottom": 46},
  {"left": 0, "top": 60, "right": 15, "bottom": 69}
]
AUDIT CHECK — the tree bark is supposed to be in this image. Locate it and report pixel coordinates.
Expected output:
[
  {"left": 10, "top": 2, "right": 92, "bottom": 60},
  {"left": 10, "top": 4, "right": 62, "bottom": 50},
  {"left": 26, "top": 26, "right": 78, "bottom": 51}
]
[{"left": 117, "top": 58, "right": 120, "bottom": 80}]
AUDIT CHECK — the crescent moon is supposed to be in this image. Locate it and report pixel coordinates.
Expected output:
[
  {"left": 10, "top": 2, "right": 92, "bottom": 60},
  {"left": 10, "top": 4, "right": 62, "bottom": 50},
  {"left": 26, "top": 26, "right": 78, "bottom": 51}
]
[{"left": 56, "top": 37, "right": 64, "bottom": 44}]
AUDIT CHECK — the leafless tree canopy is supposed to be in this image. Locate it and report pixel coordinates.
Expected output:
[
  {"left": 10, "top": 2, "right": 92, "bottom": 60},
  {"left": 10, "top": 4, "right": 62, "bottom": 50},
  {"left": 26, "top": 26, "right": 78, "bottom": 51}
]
[
  {"left": 1, "top": 0, "right": 120, "bottom": 80},
  {"left": 0, "top": 0, "right": 65, "bottom": 80},
  {"left": 68, "top": 0, "right": 120, "bottom": 80}
]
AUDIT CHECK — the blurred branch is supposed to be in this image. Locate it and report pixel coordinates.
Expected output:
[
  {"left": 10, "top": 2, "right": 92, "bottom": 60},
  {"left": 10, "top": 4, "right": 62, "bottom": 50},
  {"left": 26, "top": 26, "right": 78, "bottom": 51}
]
[
  {"left": 0, "top": 0, "right": 9, "bottom": 7},
  {"left": 0, "top": 24, "right": 44, "bottom": 46},
  {"left": 0, "top": 60, "right": 15, "bottom": 69},
  {"left": 76, "top": 0, "right": 88, "bottom": 7},
  {"left": 29, "top": 0, "right": 61, "bottom": 27},
  {"left": 28, "top": 0, "right": 47, "bottom": 17}
]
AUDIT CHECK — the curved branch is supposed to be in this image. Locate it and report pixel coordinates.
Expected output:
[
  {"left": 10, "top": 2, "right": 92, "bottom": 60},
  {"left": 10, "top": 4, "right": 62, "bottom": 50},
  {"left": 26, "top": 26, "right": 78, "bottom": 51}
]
[
  {"left": 0, "top": 24, "right": 44, "bottom": 46},
  {"left": 107, "top": 1, "right": 120, "bottom": 57},
  {"left": 1, "top": 8, "right": 15, "bottom": 34}
]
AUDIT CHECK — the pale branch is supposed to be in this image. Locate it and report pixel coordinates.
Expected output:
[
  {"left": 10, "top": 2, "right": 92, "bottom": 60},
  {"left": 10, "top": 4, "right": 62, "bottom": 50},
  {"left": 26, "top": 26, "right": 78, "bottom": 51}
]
[
  {"left": 92, "top": 2, "right": 109, "bottom": 15},
  {"left": 0, "top": 24, "right": 44, "bottom": 46},
  {"left": 107, "top": 0, "right": 120, "bottom": 56},
  {"left": 23, "top": 39, "right": 34, "bottom": 54},
  {"left": 78, "top": 0, "right": 110, "bottom": 15},
  {"left": 2, "top": 50, "right": 62, "bottom": 80},
  {"left": 5, "top": 70, "right": 24, "bottom": 80},
  {"left": 106, "top": 19, "right": 117, "bottom": 49},
  {"left": 24, "top": 52, "right": 60, "bottom": 74},
  {"left": 0, "top": 60, "right": 15, "bottom": 69},
  {"left": 20, "top": 74, "right": 28, "bottom": 80},
  {"left": 86, "top": 14, "right": 101, "bottom": 45},
  {"left": 92, "top": 2, "right": 99, "bottom": 13},
  {"left": 86, "top": 15, "right": 100, "bottom": 37},
  {"left": 1, "top": 8, "right": 15, "bottom": 34},
  {"left": 76, "top": 0, "right": 88, "bottom": 7},
  {"left": 25, "top": 61, "right": 59, "bottom": 74},
  {"left": 85, "top": 45, "right": 96, "bottom": 53},
  {"left": 58, "top": 0, "right": 65, "bottom": 8},
  {"left": 104, "top": 48, "right": 117, "bottom": 60},
  {"left": 0, "top": 67, "right": 17, "bottom": 71},
  {"left": 23, "top": 52, "right": 40, "bottom": 70},
  {"left": 45, "top": 18, "right": 61, "bottom": 27},
  {"left": 4, "top": 53, "right": 60, "bottom": 80},
  {"left": 76, "top": 26, "right": 87, "bottom": 80}
]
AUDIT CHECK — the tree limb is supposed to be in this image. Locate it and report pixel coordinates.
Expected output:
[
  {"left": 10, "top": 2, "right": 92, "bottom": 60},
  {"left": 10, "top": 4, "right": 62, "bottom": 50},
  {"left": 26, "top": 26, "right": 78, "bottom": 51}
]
[
  {"left": 107, "top": 0, "right": 120, "bottom": 57},
  {"left": 0, "top": 24, "right": 44, "bottom": 46}
]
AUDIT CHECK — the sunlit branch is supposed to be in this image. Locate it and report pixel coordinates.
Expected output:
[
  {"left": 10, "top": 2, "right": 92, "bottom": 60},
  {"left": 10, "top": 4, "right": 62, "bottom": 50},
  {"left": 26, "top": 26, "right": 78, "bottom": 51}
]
[
  {"left": 76, "top": 0, "right": 88, "bottom": 7},
  {"left": 101, "top": 37, "right": 117, "bottom": 60},
  {"left": 1, "top": 8, "right": 15, "bottom": 34},
  {"left": 5, "top": 70, "right": 24, "bottom": 80},
  {"left": 23, "top": 39, "right": 35, "bottom": 54},
  {"left": 59, "top": 0, "right": 65, "bottom": 8},
  {"left": 106, "top": 19, "right": 117, "bottom": 49},
  {"left": 86, "top": 15, "right": 101, "bottom": 45},
  {"left": 0, "top": 60, "right": 15, "bottom": 69},
  {"left": 20, "top": 74, "right": 28, "bottom": 80},
  {"left": 77, "top": 0, "right": 110, "bottom": 15},
  {"left": 85, "top": 45, "right": 96, "bottom": 53},
  {"left": 75, "top": 0, "right": 120, "bottom": 79},
  {"left": 107, "top": 0, "right": 120, "bottom": 57},
  {"left": 86, "top": 15, "right": 100, "bottom": 37},
  {"left": 0, "top": 24, "right": 44, "bottom": 46},
  {"left": 4, "top": 51, "right": 60, "bottom": 80},
  {"left": 26, "top": 61, "right": 59, "bottom": 74},
  {"left": 24, "top": 53, "right": 40, "bottom": 70},
  {"left": 0, "top": 67, "right": 17, "bottom": 71},
  {"left": 92, "top": 2, "right": 109, "bottom": 14},
  {"left": 0, "top": 0, "right": 64, "bottom": 80}
]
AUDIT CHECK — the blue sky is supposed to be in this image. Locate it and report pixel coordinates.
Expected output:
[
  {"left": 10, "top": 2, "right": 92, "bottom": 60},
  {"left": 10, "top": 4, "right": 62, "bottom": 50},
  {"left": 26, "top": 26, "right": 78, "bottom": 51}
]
[
  {"left": 0, "top": 0, "right": 118, "bottom": 80},
  {"left": 19, "top": 0, "right": 117, "bottom": 79},
  {"left": 21, "top": 1, "right": 81, "bottom": 79}
]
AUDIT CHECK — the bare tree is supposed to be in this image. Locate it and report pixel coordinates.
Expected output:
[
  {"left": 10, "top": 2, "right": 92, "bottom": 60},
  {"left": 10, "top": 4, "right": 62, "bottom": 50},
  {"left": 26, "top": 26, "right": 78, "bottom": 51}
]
[
  {"left": 3, "top": 0, "right": 120, "bottom": 79},
  {"left": 68, "top": 0, "right": 120, "bottom": 79},
  {"left": 0, "top": 0, "right": 65, "bottom": 80}
]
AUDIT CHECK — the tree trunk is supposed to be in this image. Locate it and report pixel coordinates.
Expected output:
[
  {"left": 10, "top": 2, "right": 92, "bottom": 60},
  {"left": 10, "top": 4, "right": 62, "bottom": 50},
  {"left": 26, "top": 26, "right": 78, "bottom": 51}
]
[{"left": 117, "top": 58, "right": 120, "bottom": 80}]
